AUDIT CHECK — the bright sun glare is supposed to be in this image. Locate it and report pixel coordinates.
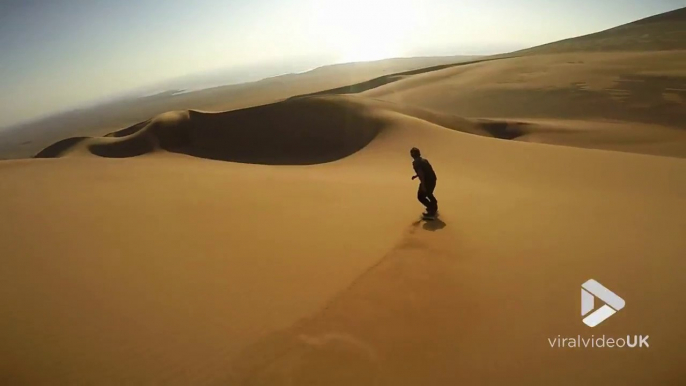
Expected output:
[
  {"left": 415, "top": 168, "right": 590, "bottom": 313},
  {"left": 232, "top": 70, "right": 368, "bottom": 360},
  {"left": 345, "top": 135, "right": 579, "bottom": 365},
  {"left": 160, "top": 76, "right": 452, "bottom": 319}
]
[{"left": 310, "top": 0, "right": 423, "bottom": 63}]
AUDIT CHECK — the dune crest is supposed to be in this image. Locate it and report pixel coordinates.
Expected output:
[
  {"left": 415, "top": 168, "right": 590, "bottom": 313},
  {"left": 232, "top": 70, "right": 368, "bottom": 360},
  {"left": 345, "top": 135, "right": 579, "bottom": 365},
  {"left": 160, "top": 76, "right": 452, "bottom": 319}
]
[
  {"left": 35, "top": 95, "right": 525, "bottom": 164},
  {"left": 36, "top": 97, "right": 389, "bottom": 165}
]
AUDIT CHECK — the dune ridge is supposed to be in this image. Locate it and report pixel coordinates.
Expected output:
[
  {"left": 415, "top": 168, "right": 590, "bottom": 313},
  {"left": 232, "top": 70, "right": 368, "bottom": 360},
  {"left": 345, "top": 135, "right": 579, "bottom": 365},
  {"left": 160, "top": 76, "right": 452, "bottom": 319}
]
[
  {"left": 34, "top": 7, "right": 686, "bottom": 161},
  {"left": 34, "top": 95, "right": 526, "bottom": 164},
  {"left": 514, "top": 6, "right": 686, "bottom": 54},
  {"left": 0, "top": 56, "right": 481, "bottom": 160},
  {"left": 36, "top": 97, "right": 385, "bottom": 164}
]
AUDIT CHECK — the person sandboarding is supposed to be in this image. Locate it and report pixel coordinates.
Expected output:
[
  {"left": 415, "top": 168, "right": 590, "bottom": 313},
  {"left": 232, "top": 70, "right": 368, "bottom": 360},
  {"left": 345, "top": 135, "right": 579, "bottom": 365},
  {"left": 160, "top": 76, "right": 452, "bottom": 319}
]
[{"left": 410, "top": 147, "right": 438, "bottom": 220}]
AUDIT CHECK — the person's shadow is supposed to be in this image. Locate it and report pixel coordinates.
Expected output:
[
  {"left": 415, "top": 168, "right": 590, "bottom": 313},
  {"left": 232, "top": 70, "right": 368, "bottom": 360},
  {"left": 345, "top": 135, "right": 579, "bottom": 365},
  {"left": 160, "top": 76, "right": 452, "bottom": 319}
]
[
  {"left": 423, "top": 218, "right": 446, "bottom": 231},
  {"left": 410, "top": 217, "right": 446, "bottom": 231}
]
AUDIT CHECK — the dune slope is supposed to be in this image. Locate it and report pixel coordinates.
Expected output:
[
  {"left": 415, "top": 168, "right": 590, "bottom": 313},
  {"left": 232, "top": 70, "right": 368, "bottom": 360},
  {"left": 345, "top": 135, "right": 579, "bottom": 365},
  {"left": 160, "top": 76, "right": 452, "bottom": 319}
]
[
  {"left": 34, "top": 96, "right": 496, "bottom": 163},
  {"left": 514, "top": 6, "right": 686, "bottom": 54},
  {"left": 2, "top": 94, "right": 686, "bottom": 385},
  {"left": 36, "top": 98, "right": 386, "bottom": 164},
  {"left": 362, "top": 51, "right": 686, "bottom": 157}
]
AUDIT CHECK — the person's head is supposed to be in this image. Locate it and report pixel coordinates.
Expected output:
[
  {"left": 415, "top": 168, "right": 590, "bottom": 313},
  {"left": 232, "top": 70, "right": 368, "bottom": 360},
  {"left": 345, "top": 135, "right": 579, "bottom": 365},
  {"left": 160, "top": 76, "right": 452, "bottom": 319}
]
[{"left": 410, "top": 147, "right": 421, "bottom": 159}]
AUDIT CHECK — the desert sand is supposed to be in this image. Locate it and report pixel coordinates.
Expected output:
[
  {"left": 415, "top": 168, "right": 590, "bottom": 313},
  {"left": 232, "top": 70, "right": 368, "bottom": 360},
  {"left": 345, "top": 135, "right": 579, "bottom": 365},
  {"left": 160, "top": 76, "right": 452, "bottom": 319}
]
[{"left": 1, "top": 7, "right": 685, "bottom": 386}]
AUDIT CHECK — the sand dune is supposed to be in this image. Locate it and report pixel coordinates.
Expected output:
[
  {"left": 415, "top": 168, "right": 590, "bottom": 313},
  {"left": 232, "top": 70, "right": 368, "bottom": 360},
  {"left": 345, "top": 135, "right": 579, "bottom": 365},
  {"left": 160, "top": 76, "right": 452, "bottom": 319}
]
[
  {"left": 37, "top": 98, "right": 384, "bottom": 164},
  {"left": 2, "top": 6, "right": 686, "bottom": 386},
  {"left": 287, "top": 57, "right": 500, "bottom": 100},
  {"left": 39, "top": 50, "right": 686, "bottom": 161},
  {"left": 0, "top": 56, "right": 480, "bottom": 160},
  {"left": 34, "top": 96, "right": 495, "bottom": 163},
  {"left": 362, "top": 51, "right": 686, "bottom": 157},
  {"left": 3, "top": 93, "right": 686, "bottom": 385},
  {"left": 514, "top": 6, "right": 686, "bottom": 54}
]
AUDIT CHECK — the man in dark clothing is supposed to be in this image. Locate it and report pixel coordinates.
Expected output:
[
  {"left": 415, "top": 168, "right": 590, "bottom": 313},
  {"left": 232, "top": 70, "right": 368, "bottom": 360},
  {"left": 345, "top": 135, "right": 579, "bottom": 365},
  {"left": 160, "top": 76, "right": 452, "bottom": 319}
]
[{"left": 410, "top": 147, "right": 438, "bottom": 217}]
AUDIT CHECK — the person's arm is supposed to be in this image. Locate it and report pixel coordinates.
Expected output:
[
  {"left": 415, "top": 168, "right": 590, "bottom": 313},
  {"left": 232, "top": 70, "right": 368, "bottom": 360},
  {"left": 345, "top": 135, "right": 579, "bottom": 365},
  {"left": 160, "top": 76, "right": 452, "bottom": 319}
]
[
  {"left": 413, "top": 162, "right": 426, "bottom": 188},
  {"left": 417, "top": 169, "right": 426, "bottom": 190},
  {"left": 412, "top": 162, "right": 421, "bottom": 180}
]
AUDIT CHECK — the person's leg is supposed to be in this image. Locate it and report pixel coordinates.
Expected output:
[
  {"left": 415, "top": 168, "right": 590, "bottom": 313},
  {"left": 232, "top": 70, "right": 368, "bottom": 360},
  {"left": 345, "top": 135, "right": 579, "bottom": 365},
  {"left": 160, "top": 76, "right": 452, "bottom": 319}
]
[
  {"left": 417, "top": 185, "right": 431, "bottom": 211},
  {"left": 425, "top": 181, "right": 438, "bottom": 214}
]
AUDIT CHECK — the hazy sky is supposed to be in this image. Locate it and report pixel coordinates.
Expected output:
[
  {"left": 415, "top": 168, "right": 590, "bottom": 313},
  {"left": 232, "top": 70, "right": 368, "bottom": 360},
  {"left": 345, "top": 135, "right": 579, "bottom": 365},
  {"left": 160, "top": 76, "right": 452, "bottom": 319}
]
[{"left": 0, "top": 0, "right": 683, "bottom": 128}]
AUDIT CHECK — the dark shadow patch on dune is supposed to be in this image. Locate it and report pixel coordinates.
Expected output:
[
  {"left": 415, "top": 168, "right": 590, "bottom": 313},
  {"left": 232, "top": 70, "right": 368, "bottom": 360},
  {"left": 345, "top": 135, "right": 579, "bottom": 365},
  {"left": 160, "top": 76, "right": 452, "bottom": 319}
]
[
  {"left": 471, "top": 120, "right": 532, "bottom": 140},
  {"left": 38, "top": 97, "right": 386, "bottom": 165},
  {"left": 169, "top": 99, "right": 384, "bottom": 165},
  {"left": 423, "top": 218, "right": 447, "bottom": 231},
  {"left": 91, "top": 113, "right": 193, "bottom": 158},
  {"left": 89, "top": 133, "right": 157, "bottom": 158},
  {"left": 34, "top": 137, "right": 88, "bottom": 158}
]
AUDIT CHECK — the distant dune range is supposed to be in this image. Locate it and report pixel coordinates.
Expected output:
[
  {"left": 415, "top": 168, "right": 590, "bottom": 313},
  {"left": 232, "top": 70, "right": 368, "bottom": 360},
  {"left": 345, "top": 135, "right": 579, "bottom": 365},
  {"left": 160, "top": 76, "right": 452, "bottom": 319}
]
[
  {"left": 1, "top": 7, "right": 686, "bottom": 386},
  {"left": 34, "top": 50, "right": 686, "bottom": 161},
  {"left": 31, "top": 8, "right": 686, "bottom": 161},
  {"left": 0, "top": 56, "right": 481, "bottom": 160},
  {"left": 514, "top": 6, "right": 686, "bottom": 54}
]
